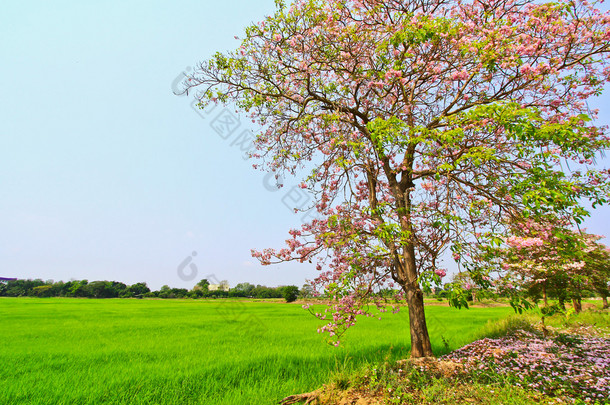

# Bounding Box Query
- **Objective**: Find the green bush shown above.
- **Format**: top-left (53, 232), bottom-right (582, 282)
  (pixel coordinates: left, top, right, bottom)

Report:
top-left (281, 286), bottom-right (299, 302)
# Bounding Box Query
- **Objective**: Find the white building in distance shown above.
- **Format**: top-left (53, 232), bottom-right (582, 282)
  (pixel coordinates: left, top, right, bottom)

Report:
top-left (208, 280), bottom-right (230, 292)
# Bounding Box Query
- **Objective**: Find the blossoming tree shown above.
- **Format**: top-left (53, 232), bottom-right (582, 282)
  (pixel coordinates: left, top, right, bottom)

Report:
top-left (498, 220), bottom-right (609, 312)
top-left (181, 0), bottom-right (610, 357)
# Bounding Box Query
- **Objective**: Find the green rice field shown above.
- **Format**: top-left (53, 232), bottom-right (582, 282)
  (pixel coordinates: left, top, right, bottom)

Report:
top-left (0, 298), bottom-right (513, 404)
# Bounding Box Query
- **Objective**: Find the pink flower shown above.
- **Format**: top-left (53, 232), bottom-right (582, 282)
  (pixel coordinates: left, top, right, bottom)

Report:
top-left (384, 69), bottom-right (402, 80)
top-left (421, 181), bottom-right (435, 191)
top-left (451, 70), bottom-right (469, 81)
top-left (435, 269), bottom-right (447, 278)
top-left (519, 63), bottom-right (533, 75)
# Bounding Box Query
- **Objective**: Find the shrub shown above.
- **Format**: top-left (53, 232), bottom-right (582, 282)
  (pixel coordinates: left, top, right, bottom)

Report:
top-left (281, 286), bottom-right (299, 303)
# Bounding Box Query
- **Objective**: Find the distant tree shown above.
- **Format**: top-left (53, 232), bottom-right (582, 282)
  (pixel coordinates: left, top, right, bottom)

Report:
top-left (5, 279), bottom-right (45, 296)
top-left (170, 288), bottom-right (189, 298)
top-left (86, 281), bottom-right (120, 298)
top-left (281, 286), bottom-right (300, 303)
top-left (48, 281), bottom-right (64, 297)
top-left (110, 281), bottom-right (128, 296)
top-left (129, 282), bottom-right (151, 297)
top-left (251, 285), bottom-right (270, 299)
top-left (55, 281), bottom-right (74, 297)
top-left (448, 272), bottom-right (481, 305)
top-left (157, 285), bottom-right (171, 298)
top-left (228, 289), bottom-right (245, 298)
top-left (189, 289), bottom-right (205, 298)
top-left (196, 279), bottom-right (210, 291)
top-left (4, 279), bottom-right (25, 296)
top-left (32, 285), bottom-right (53, 298)
top-left (68, 280), bottom-right (90, 298)
top-left (299, 283), bottom-right (315, 299)
top-left (233, 282), bottom-right (256, 296)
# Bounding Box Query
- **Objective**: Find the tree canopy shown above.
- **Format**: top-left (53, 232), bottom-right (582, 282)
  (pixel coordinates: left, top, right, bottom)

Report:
top-left (181, 0), bottom-right (610, 357)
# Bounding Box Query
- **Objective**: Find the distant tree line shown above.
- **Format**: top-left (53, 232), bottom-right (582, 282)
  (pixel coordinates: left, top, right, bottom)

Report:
top-left (0, 278), bottom-right (305, 302)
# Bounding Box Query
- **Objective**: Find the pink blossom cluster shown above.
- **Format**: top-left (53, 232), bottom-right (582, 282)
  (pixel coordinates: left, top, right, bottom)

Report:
top-left (434, 268), bottom-right (447, 278)
top-left (506, 236), bottom-right (545, 249)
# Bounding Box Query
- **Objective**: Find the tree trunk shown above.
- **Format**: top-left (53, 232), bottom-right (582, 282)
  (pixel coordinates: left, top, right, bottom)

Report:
top-left (404, 286), bottom-right (434, 358)
top-left (542, 283), bottom-right (548, 307)
top-left (602, 296), bottom-right (608, 309)
top-left (398, 242), bottom-right (434, 358)
top-left (572, 298), bottom-right (582, 313)
top-left (393, 185), bottom-right (433, 358)
top-left (396, 242), bottom-right (434, 358)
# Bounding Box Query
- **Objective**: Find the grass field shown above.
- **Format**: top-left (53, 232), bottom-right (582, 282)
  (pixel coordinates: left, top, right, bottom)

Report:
top-left (0, 298), bottom-right (513, 404)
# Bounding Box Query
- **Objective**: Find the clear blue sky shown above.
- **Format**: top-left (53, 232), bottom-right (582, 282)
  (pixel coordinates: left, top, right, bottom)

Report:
top-left (1, 1), bottom-right (609, 291)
